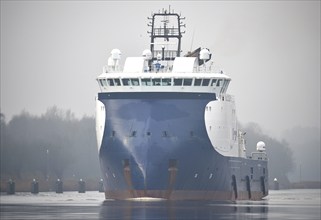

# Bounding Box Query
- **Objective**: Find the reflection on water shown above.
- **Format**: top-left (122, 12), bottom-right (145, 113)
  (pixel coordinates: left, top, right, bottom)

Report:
top-left (0, 189), bottom-right (320, 220)
top-left (99, 200), bottom-right (269, 220)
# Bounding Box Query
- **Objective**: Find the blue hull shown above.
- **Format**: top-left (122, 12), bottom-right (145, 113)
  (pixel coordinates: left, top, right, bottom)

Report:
top-left (98, 92), bottom-right (268, 200)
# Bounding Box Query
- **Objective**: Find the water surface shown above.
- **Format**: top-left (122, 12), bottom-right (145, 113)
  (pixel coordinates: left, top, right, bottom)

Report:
top-left (1, 189), bottom-right (320, 219)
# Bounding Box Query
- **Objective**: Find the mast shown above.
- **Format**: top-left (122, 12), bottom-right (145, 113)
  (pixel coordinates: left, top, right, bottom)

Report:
top-left (147, 7), bottom-right (185, 62)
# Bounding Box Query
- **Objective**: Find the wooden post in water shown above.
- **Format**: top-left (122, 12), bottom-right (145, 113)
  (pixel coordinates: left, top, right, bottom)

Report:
top-left (55, 179), bottom-right (63, 193)
top-left (6, 179), bottom-right (15, 195)
top-left (273, 178), bottom-right (279, 190)
top-left (78, 179), bottom-right (86, 193)
top-left (31, 179), bottom-right (39, 194)
top-left (98, 179), bottom-right (104, 192)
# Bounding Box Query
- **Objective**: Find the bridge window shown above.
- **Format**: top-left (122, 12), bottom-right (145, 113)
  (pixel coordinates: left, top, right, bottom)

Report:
top-left (152, 78), bottom-right (161, 86)
top-left (141, 78), bottom-right (152, 86)
top-left (216, 79), bottom-right (222, 86)
top-left (183, 78), bottom-right (193, 86)
top-left (121, 78), bottom-right (140, 86)
top-left (107, 79), bottom-right (114, 86)
top-left (194, 79), bottom-right (202, 86)
top-left (99, 79), bottom-right (104, 87)
top-left (122, 78), bottom-right (130, 86)
top-left (114, 78), bottom-right (121, 86)
top-left (131, 78), bottom-right (140, 86)
top-left (202, 79), bottom-right (210, 86)
top-left (174, 78), bottom-right (183, 86)
top-left (211, 79), bottom-right (217, 86)
top-left (162, 78), bottom-right (172, 86)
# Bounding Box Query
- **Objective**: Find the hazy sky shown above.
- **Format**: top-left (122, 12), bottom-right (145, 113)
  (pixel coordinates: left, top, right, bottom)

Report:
top-left (1, 0), bottom-right (320, 138)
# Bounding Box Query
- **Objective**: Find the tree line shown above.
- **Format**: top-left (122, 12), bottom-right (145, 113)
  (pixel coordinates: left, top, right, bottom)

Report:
top-left (240, 122), bottom-right (294, 188)
top-left (0, 107), bottom-right (100, 181)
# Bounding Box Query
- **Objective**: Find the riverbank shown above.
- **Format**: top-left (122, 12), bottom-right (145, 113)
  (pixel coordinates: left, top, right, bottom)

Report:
top-left (290, 181), bottom-right (321, 189)
top-left (1, 177), bottom-right (320, 193)
top-left (0, 177), bottom-right (102, 193)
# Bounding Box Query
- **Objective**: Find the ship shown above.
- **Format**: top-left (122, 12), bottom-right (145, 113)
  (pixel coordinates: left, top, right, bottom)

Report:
top-left (95, 7), bottom-right (268, 200)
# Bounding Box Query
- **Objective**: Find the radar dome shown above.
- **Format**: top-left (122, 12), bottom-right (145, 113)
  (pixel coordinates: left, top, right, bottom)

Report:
top-left (142, 49), bottom-right (152, 60)
top-left (199, 48), bottom-right (210, 60)
top-left (256, 141), bottom-right (266, 152)
top-left (111, 48), bottom-right (121, 60)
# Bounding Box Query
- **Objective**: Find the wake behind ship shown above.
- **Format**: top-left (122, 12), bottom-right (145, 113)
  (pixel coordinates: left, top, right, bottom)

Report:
top-left (95, 8), bottom-right (268, 200)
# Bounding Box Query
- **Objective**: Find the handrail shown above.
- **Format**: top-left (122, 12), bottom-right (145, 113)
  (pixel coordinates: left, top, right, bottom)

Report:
top-left (153, 28), bottom-right (180, 36)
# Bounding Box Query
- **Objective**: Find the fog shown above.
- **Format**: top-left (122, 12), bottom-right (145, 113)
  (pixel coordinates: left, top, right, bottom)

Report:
top-left (240, 122), bottom-right (320, 185)
top-left (0, 108), bottom-right (100, 181)
top-left (1, 1), bottom-right (319, 137)
top-left (283, 126), bottom-right (320, 182)
top-left (0, 1), bottom-right (320, 184)
top-left (1, 108), bottom-right (319, 187)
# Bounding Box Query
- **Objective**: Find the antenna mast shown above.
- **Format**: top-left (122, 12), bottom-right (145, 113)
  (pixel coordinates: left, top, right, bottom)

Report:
top-left (147, 7), bottom-right (185, 62)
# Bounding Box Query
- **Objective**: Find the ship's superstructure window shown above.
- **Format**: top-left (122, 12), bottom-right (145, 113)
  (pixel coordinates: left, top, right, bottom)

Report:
top-left (131, 78), bottom-right (140, 86)
top-left (152, 78), bottom-right (161, 86)
top-left (162, 78), bottom-right (172, 86)
top-left (202, 79), bottom-right (210, 86)
top-left (183, 78), bottom-right (193, 86)
top-left (221, 79), bottom-right (230, 94)
top-left (121, 78), bottom-right (139, 86)
top-left (122, 78), bottom-right (130, 86)
top-left (141, 78), bottom-right (152, 86)
top-left (174, 78), bottom-right (183, 86)
top-left (194, 79), bottom-right (202, 86)
top-left (114, 78), bottom-right (121, 86)
top-left (211, 79), bottom-right (217, 86)
top-left (107, 79), bottom-right (114, 86)
top-left (100, 77), bottom-right (230, 91)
